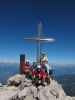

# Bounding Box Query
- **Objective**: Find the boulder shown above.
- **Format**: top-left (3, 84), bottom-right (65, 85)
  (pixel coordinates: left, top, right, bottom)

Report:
top-left (7, 74), bottom-right (25, 86)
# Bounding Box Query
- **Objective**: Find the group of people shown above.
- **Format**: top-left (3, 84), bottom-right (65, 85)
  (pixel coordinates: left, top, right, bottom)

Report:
top-left (32, 53), bottom-right (53, 77)
top-left (24, 53), bottom-right (53, 80)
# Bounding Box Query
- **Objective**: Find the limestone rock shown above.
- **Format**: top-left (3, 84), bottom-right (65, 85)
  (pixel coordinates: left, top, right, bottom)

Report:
top-left (0, 74), bottom-right (75, 100)
top-left (7, 74), bottom-right (25, 86)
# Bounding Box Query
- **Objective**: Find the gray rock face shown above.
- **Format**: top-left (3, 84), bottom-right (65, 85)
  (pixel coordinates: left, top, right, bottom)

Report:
top-left (0, 74), bottom-right (75, 100)
top-left (7, 74), bottom-right (24, 86)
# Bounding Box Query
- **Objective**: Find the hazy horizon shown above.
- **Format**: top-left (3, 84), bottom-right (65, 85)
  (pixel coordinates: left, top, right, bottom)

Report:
top-left (0, 61), bottom-right (75, 66)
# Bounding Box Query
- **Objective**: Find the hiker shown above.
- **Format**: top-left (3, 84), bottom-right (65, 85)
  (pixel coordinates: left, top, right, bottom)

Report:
top-left (40, 53), bottom-right (52, 75)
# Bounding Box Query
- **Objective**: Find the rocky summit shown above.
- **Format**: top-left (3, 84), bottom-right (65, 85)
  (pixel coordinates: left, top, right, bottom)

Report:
top-left (0, 74), bottom-right (75, 100)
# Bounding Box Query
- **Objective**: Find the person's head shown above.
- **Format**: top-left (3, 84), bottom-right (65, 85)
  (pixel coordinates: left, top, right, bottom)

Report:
top-left (40, 53), bottom-right (48, 64)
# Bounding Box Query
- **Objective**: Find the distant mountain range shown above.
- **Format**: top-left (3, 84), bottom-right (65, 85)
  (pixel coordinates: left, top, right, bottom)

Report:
top-left (0, 62), bottom-right (19, 65)
top-left (0, 63), bottom-right (75, 76)
top-left (53, 65), bottom-right (75, 76)
top-left (56, 74), bottom-right (75, 96)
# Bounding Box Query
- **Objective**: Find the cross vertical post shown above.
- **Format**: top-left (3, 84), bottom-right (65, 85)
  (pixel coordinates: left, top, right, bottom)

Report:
top-left (24, 21), bottom-right (55, 64)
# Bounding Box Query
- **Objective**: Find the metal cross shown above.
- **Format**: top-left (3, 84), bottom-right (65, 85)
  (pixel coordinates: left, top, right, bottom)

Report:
top-left (24, 21), bottom-right (55, 63)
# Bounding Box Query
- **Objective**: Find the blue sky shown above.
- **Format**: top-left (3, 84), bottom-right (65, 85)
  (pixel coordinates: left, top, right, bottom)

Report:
top-left (0, 0), bottom-right (75, 64)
